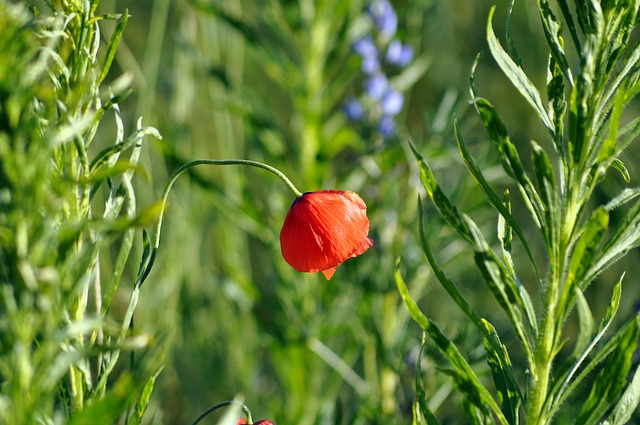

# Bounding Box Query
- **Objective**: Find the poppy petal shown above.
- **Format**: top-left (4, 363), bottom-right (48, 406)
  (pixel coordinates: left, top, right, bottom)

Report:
top-left (280, 190), bottom-right (373, 279)
top-left (321, 267), bottom-right (336, 280)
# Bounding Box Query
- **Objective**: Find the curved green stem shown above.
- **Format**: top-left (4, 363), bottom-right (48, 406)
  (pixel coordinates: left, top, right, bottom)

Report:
top-left (190, 400), bottom-right (252, 425)
top-left (153, 159), bottom-right (302, 252)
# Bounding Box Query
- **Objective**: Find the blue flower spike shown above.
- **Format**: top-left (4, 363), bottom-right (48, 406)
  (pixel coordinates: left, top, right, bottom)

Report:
top-left (343, 0), bottom-right (413, 140)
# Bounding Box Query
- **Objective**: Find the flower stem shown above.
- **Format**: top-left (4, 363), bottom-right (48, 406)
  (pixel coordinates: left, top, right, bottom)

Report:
top-left (153, 159), bottom-right (302, 252)
top-left (190, 400), bottom-right (251, 425)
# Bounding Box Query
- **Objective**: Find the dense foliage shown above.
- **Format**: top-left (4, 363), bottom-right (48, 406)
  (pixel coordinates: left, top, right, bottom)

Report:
top-left (3, 0), bottom-right (640, 424)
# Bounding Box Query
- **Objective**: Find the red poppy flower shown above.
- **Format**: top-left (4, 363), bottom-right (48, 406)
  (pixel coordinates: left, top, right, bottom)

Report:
top-left (237, 419), bottom-right (275, 425)
top-left (280, 190), bottom-right (373, 280)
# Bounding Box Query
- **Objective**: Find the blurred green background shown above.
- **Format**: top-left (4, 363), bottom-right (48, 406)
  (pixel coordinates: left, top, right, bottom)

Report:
top-left (86, 0), bottom-right (640, 423)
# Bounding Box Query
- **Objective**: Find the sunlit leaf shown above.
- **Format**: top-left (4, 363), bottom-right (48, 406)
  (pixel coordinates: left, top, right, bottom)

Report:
top-left (409, 142), bottom-right (472, 243)
top-left (129, 366), bottom-right (164, 425)
top-left (394, 260), bottom-right (507, 425)
top-left (486, 6), bottom-right (555, 134)
top-left (415, 334), bottom-right (442, 425)
top-left (603, 365), bottom-right (640, 425)
top-left (551, 278), bottom-right (626, 412)
top-left (455, 119), bottom-right (542, 290)
top-left (482, 319), bottom-right (521, 425)
top-left (576, 308), bottom-right (639, 425)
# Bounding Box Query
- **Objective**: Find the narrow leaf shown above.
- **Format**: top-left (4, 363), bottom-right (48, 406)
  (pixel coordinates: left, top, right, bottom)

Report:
top-left (455, 119), bottom-right (542, 291)
top-left (409, 142), bottom-right (472, 242)
top-left (586, 196), bottom-right (640, 285)
top-left (136, 229), bottom-right (155, 288)
top-left (611, 159), bottom-right (630, 183)
top-left (547, 54), bottom-right (566, 155)
top-left (474, 98), bottom-right (546, 231)
top-left (506, 0), bottom-right (522, 66)
top-left (605, 187), bottom-right (640, 211)
top-left (576, 311), bottom-right (639, 425)
top-left (531, 141), bottom-right (558, 250)
top-left (415, 334), bottom-right (442, 425)
top-left (465, 217), bottom-right (534, 362)
top-left (572, 288), bottom-right (595, 359)
top-left (560, 207), bottom-right (609, 319)
top-left (497, 190), bottom-right (513, 274)
top-left (487, 6), bottom-right (555, 134)
top-left (603, 365), bottom-right (640, 425)
top-left (538, 0), bottom-right (573, 86)
top-left (417, 201), bottom-right (487, 336)
top-left (129, 366), bottom-right (164, 425)
top-left (97, 11), bottom-right (128, 84)
top-left (552, 277), bottom-right (625, 411)
top-left (395, 260), bottom-right (507, 425)
top-left (482, 319), bottom-right (521, 425)
top-left (555, 0), bottom-right (582, 51)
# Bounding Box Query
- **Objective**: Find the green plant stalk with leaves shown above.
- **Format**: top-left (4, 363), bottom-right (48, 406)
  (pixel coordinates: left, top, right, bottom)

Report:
top-left (0, 1), bottom-right (163, 423)
top-left (401, 1), bottom-right (640, 424)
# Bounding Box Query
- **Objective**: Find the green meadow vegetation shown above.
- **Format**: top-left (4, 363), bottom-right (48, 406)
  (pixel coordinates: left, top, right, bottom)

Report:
top-left (3, 0), bottom-right (640, 424)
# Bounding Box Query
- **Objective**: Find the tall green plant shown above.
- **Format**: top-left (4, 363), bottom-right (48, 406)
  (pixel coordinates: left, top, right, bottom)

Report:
top-left (0, 1), bottom-right (162, 423)
top-left (401, 1), bottom-right (640, 424)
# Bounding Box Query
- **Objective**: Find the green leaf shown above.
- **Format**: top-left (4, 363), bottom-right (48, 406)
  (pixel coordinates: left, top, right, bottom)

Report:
top-left (68, 374), bottom-right (136, 425)
top-left (136, 229), bottom-right (156, 288)
top-left (97, 10), bottom-right (128, 85)
top-left (85, 159), bottom-right (140, 185)
top-left (415, 334), bottom-right (442, 425)
top-left (611, 158), bottom-right (630, 183)
top-left (568, 37), bottom-right (596, 167)
top-left (603, 365), bottom-right (640, 425)
top-left (394, 260), bottom-right (508, 425)
top-left (497, 190), bottom-right (513, 274)
top-left (572, 288), bottom-right (595, 359)
top-left (129, 366), bottom-right (164, 425)
top-left (482, 319), bottom-right (521, 425)
top-left (464, 217), bottom-right (534, 362)
top-left (531, 141), bottom-right (558, 250)
top-left (455, 119), bottom-right (542, 290)
top-left (596, 81), bottom-right (625, 165)
top-left (559, 207), bottom-right (609, 320)
top-left (586, 197), bottom-right (640, 285)
top-left (605, 187), bottom-right (640, 211)
top-left (576, 309), bottom-right (639, 425)
top-left (487, 6), bottom-right (555, 134)
top-left (547, 54), bottom-right (566, 155)
top-left (600, 1), bottom-right (639, 74)
top-left (555, 0), bottom-right (582, 51)
top-left (462, 396), bottom-right (490, 425)
top-left (575, 0), bottom-right (603, 36)
top-left (418, 200), bottom-right (532, 358)
top-left (473, 98), bottom-right (545, 231)
top-left (417, 202), bottom-right (486, 336)
top-left (538, 0), bottom-right (573, 86)
top-left (551, 277), bottom-right (625, 412)
top-left (90, 125), bottom-right (161, 174)
top-left (505, 0), bottom-right (522, 66)
top-left (409, 142), bottom-right (472, 243)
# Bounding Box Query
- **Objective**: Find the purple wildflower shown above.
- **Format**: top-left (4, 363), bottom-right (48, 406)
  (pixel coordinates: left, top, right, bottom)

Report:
top-left (378, 115), bottom-right (396, 139)
top-left (353, 36), bottom-right (377, 57)
top-left (343, 0), bottom-right (413, 140)
top-left (366, 0), bottom-right (397, 39)
top-left (381, 90), bottom-right (404, 116)
top-left (353, 36), bottom-right (380, 73)
top-left (343, 98), bottom-right (365, 121)
top-left (364, 74), bottom-right (389, 99)
top-left (386, 39), bottom-right (414, 66)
